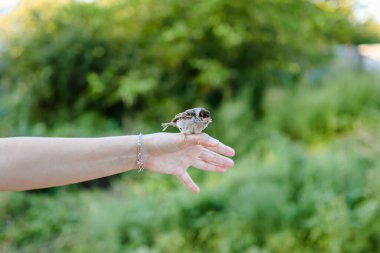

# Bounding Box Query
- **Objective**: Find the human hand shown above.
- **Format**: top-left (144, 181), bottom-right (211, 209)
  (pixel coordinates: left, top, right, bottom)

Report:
top-left (142, 133), bottom-right (235, 193)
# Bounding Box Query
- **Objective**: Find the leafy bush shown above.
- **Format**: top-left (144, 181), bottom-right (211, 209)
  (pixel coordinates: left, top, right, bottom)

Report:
top-left (2, 68), bottom-right (380, 252)
top-left (1, 1), bottom-right (380, 252)
top-left (2, 129), bottom-right (380, 253)
top-left (0, 0), bottom-right (358, 136)
top-left (264, 67), bottom-right (380, 142)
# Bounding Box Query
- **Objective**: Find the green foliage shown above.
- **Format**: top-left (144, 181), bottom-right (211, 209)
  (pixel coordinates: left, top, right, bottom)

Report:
top-left (1, 0), bottom-right (380, 252)
top-left (2, 130), bottom-right (380, 252)
top-left (0, 0), bottom-right (360, 135)
top-left (2, 67), bottom-right (380, 252)
top-left (265, 67), bottom-right (380, 142)
top-left (351, 19), bottom-right (380, 44)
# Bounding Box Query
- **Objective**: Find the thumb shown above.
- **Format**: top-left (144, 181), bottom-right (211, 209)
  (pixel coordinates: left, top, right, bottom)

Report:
top-left (176, 172), bottom-right (200, 193)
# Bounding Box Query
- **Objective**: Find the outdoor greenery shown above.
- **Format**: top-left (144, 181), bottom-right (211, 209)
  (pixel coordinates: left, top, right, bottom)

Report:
top-left (1, 0), bottom-right (380, 252)
top-left (0, 0), bottom-right (369, 131)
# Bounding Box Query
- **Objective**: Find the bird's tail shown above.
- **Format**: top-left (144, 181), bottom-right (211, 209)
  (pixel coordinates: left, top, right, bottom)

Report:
top-left (161, 122), bottom-right (173, 131)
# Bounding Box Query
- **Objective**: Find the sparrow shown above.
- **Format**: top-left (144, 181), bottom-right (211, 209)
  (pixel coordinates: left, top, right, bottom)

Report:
top-left (161, 108), bottom-right (212, 134)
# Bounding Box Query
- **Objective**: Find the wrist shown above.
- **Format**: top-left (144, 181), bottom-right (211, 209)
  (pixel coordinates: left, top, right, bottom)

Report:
top-left (135, 134), bottom-right (154, 171)
top-left (110, 135), bottom-right (139, 172)
top-left (134, 133), bottom-right (152, 172)
top-left (136, 133), bottom-right (144, 172)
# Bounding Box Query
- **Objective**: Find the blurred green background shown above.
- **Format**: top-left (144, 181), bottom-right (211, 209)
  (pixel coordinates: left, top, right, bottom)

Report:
top-left (1, 0), bottom-right (380, 252)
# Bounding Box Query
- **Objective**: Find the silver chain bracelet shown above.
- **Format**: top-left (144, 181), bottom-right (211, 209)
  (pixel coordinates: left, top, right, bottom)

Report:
top-left (136, 133), bottom-right (144, 172)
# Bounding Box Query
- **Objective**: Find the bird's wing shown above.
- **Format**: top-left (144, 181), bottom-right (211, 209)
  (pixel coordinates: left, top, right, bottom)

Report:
top-left (172, 109), bottom-right (195, 123)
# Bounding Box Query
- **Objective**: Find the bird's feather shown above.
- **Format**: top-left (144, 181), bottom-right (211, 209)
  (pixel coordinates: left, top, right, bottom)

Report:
top-left (162, 122), bottom-right (175, 131)
top-left (172, 109), bottom-right (195, 123)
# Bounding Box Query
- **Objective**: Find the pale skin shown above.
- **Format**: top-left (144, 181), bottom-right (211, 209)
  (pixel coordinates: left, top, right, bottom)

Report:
top-left (0, 133), bottom-right (235, 193)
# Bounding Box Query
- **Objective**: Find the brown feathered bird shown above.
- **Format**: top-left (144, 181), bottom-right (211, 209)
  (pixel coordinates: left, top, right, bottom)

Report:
top-left (161, 108), bottom-right (212, 134)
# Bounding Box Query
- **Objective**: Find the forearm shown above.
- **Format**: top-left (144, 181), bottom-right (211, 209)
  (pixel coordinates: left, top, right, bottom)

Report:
top-left (0, 136), bottom-right (138, 191)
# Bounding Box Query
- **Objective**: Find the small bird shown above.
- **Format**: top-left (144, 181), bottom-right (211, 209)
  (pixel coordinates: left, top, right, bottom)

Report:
top-left (161, 108), bottom-right (212, 134)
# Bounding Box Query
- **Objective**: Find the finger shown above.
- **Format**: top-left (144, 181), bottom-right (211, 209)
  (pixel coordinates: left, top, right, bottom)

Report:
top-left (199, 149), bottom-right (234, 168)
top-left (186, 133), bottom-right (220, 147)
top-left (206, 142), bottom-right (235, 157)
top-left (193, 159), bottom-right (229, 173)
top-left (176, 172), bottom-right (200, 193)
top-left (181, 133), bottom-right (235, 156)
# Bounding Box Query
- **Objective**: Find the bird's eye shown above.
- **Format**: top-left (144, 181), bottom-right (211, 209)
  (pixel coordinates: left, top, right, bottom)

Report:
top-left (199, 110), bottom-right (210, 118)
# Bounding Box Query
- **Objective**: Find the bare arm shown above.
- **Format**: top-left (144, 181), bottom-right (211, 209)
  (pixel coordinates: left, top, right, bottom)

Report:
top-left (0, 136), bottom-right (138, 190)
top-left (0, 133), bottom-right (235, 192)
